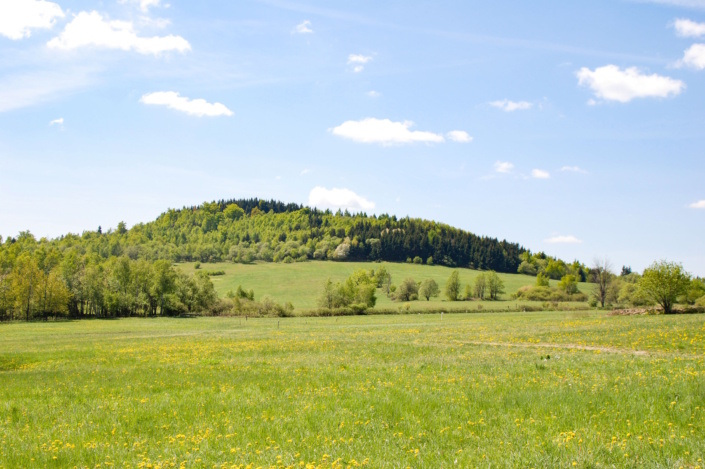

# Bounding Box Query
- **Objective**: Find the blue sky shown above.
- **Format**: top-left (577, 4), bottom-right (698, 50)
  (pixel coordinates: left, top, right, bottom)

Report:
top-left (1, 0), bottom-right (704, 275)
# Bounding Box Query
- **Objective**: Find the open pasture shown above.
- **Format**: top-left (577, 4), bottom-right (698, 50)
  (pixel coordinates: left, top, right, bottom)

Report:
top-left (177, 261), bottom-right (592, 312)
top-left (1, 311), bottom-right (703, 468)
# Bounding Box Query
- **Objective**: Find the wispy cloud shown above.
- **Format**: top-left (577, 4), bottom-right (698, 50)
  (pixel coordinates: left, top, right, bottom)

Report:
top-left (561, 166), bottom-right (589, 174)
top-left (0, 68), bottom-right (96, 113)
top-left (690, 199), bottom-right (705, 209)
top-left (494, 161), bottom-right (514, 173)
top-left (633, 0), bottom-right (705, 9)
top-left (309, 186), bottom-right (375, 211)
top-left (49, 117), bottom-right (64, 126)
top-left (532, 169), bottom-right (551, 179)
top-left (366, 90), bottom-right (381, 98)
top-left (293, 20), bottom-right (313, 34)
top-left (330, 118), bottom-right (445, 145)
top-left (300, 168), bottom-right (311, 175)
top-left (489, 99), bottom-right (533, 112)
top-left (0, 0), bottom-right (64, 40)
top-left (119, 0), bottom-right (164, 13)
top-left (545, 235), bottom-right (583, 244)
top-left (140, 91), bottom-right (233, 117)
top-left (48, 11), bottom-right (190, 55)
top-left (577, 65), bottom-right (685, 103)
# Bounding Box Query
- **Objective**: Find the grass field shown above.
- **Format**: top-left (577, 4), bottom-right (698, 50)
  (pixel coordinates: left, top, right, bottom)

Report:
top-left (177, 261), bottom-right (592, 312)
top-left (1, 312), bottom-right (703, 468)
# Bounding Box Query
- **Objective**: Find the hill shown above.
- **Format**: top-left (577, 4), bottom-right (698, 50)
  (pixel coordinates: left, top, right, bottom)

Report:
top-left (0, 198), bottom-right (588, 320)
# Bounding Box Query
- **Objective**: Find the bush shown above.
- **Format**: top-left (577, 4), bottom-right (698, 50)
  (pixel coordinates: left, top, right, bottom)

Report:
top-left (516, 285), bottom-right (587, 302)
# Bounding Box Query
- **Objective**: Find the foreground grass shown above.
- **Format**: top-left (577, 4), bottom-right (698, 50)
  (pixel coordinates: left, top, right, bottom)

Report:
top-left (1, 312), bottom-right (703, 468)
top-left (177, 261), bottom-right (591, 311)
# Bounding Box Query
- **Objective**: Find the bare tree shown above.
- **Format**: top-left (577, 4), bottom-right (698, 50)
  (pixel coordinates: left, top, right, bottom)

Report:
top-left (591, 258), bottom-right (613, 308)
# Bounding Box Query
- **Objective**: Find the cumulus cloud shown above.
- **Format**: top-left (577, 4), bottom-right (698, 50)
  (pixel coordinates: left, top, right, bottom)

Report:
top-left (545, 235), bottom-right (583, 244)
top-left (293, 20), bottom-right (313, 34)
top-left (494, 161), bottom-right (514, 173)
top-left (561, 166), bottom-right (589, 174)
top-left (308, 187), bottom-right (375, 211)
top-left (677, 43), bottom-right (705, 69)
top-left (330, 118), bottom-right (445, 145)
top-left (446, 130), bottom-right (473, 143)
top-left (673, 18), bottom-right (705, 37)
top-left (49, 117), bottom-right (64, 126)
top-left (140, 91), bottom-right (233, 117)
top-left (348, 54), bottom-right (372, 73)
top-left (532, 169), bottom-right (551, 179)
top-left (690, 200), bottom-right (705, 209)
top-left (47, 11), bottom-right (190, 55)
top-left (0, 0), bottom-right (64, 40)
top-left (576, 65), bottom-right (685, 103)
top-left (489, 100), bottom-right (533, 112)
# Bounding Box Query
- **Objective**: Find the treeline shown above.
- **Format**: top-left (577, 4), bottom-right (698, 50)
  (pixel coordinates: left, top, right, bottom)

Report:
top-left (1, 198), bottom-right (530, 274)
top-left (0, 232), bottom-right (221, 320)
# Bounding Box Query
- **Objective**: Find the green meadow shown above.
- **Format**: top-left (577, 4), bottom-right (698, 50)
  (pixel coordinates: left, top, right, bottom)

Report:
top-left (177, 261), bottom-right (592, 312)
top-left (1, 311), bottom-right (703, 468)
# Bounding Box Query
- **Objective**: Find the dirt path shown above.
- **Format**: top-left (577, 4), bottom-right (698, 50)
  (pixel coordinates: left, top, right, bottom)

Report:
top-left (461, 340), bottom-right (651, 356)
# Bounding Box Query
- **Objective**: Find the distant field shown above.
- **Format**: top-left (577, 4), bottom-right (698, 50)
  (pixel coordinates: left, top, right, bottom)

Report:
top-left (177, 261), bottom-right (593, 311)
top-left (0, 312), bottom-right (703, 467)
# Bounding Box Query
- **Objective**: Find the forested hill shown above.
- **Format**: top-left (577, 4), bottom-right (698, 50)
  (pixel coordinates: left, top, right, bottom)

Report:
top-left (9, 198), bottom-right (526, 273)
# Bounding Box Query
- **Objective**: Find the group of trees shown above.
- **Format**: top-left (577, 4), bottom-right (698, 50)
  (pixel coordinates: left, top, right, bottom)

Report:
top-left (517, 251), bottom-right (588, 281)
top-left (388, 270), bottom-right (505, 303)
top-left (0, 232), bottom-right (220, 321)
top-left (588, 259), bottom-right (703, 314)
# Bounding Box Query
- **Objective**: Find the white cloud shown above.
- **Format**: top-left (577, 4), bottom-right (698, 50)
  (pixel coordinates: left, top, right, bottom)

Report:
top-left (545, 235), bottom-right (583, 244)
top-left (49, 117), bottom-right (64, 126)
top-left (308, 187), bottom-right (375, 211)
top-left (576, 65), bottom-right (685, 103)
top-left (140, 91), bottom-right (233, 117)
top-left (532, 169), bottom-right (551, 179)
top-left (494, 161), bottom-right (514, 173)
top-left (561, 166), bottom-right (589, 174)
top-left (690, 200), bottom-right (705, 209)
top-left (673, 18), bottom-right (705, 37)
top-left (330, 118), bottom-right (445, 145)
top-left (367, 90), bottom-right (381, 98)
top-left (293, 20), bottom-right (313, 34)
top-left (300, 169), bottom-right (311, 175)
top-left (446, 130), bottom-right (473, 143)
top-left (348, 54), bottom-right (372, 72)
top-left (119, 0), bottom-right (163, 13)
top-left (0, 0), bottom-right (64, 40)
top-left (677, 43), bottom-right (705, 69)
top-left (47, 11), bottom-right (190, 55)
top-left (489, 99), bottom-right (533, 112)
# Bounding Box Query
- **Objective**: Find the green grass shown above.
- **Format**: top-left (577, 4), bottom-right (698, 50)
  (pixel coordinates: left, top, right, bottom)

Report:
top-left (1, 312), bottom-right (703, 468)
top-left (179, 261), bottom-right (592, 312)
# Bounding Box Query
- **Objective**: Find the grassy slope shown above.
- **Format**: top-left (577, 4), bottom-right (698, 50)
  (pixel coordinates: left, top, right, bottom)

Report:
top-left (0, 313), bottom-right (703, 467)
top-left (178, 261), bottom-right (593, 311)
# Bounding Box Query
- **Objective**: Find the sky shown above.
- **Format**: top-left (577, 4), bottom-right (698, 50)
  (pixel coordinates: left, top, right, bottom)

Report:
top-left (0, 0), bottom-right (704, 276)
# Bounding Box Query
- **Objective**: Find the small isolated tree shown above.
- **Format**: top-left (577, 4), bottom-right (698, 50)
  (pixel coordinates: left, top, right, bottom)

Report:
top-left (419, 279), bottom-right (440, 301)
top-left (487, 271), bottom-right (505, 300)
top-left (396, 277), bottom-right (419, 302)
top-left (591, 258), bottom-right (614, 308)
top-left (474, 273), bottom-right (487, 300)
top-left (445, 270), bottom-right (461, 301)
top-left (639, 260), bottom-right (691, 314)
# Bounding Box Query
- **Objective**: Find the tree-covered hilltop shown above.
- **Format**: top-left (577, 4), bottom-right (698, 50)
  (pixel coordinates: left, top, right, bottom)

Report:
top-left (72, 198), bottom-right (526, 272)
